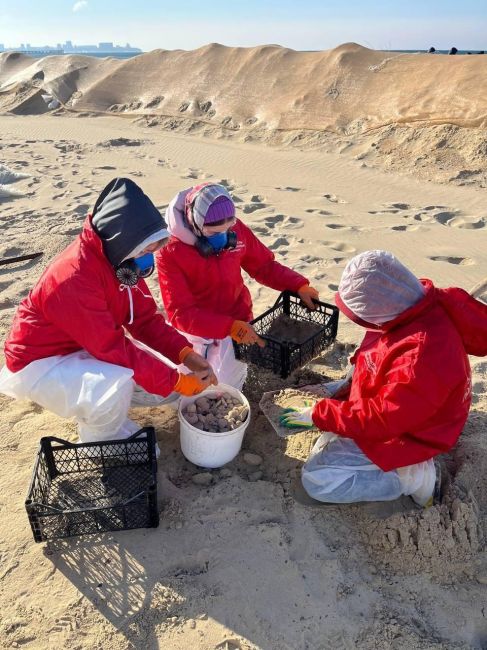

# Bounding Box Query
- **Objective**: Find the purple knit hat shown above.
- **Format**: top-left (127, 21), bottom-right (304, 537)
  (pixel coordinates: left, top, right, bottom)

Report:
top-left (205, 195), bottom-right (235, 225)
top-left (185, 183), bottom-right (235, 232)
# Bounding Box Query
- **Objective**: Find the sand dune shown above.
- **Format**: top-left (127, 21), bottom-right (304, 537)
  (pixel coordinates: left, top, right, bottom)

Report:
top-left (1, 44), bottom-right (486, 187)
top-left (1, 44), bottom-right (486, 131)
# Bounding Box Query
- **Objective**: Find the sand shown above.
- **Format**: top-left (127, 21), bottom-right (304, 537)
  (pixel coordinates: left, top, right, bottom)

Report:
top-left (0, 44), bottom-right (487, 649)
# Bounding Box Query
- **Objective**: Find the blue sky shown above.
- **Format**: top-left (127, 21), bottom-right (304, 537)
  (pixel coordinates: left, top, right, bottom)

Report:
top-left (0, 0), bottom-right (485, 51)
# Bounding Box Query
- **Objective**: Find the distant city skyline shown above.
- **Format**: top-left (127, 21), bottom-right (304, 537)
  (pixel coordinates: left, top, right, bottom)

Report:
top-left (0, 0), bottom-right (485, 52)
top-left (0, 41), bottom-right (142, 54)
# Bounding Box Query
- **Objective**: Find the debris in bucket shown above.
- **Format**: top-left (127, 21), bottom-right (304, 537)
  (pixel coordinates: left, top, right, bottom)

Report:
top-left (183, 393), bottom-right (249, 432)
top-left (266, 314), bottom-right (323, 345)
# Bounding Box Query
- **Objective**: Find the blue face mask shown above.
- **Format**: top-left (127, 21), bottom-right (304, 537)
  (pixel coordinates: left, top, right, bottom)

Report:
top-left (206, 232), bottom-right (228, 252)
top-left (134, 252), bottom-right (154, 277)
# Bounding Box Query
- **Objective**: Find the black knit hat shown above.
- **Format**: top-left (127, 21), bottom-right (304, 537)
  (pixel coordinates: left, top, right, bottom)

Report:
top-left (92, 177), bottom-right (166, 266)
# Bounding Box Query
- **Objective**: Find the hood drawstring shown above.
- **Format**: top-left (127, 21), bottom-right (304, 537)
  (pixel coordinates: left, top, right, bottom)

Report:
top-left (119, 284), bottom-right (152, 325)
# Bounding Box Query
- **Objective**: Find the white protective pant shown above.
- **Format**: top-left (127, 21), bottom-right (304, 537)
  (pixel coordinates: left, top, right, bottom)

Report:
top-left (181, 333), bottom-right (247, 391)
top-left (0, 351), bottom-right (141, 443)
top-left (302, 433), bottom-right (435, 505)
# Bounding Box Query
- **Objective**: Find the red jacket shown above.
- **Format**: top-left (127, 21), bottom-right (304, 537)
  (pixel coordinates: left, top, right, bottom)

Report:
top-left (156, 218), bottom-right (308, 339)
top-left (313, 280), bottom-right (487, 471)
top-left (4, 217), bottom-right (189, 397)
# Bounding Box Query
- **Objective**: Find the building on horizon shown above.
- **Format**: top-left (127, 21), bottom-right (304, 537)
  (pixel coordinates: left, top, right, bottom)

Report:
top-left (0, 41), bottom-right (142, 55)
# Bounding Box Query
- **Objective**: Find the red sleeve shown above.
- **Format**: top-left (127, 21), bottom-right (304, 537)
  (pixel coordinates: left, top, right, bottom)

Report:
top-left (156, 250), bottom-right (234, 339)
top-left (312, 336), bottom-right (458, 443)
top-left (437, 287), bottom-right (487, 357)
top-left (43, 277), bottom-right (179, 397)
top-left (125, 279), bottom-right (190, 365)
top-left (239, 222), bottom-right (308, 292)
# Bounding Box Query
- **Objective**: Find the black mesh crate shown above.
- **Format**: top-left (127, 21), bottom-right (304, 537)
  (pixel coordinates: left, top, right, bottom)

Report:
top-left (25, 427), bottom-right (159, 542)
top-left (234, 291), bottom-right (339, 378)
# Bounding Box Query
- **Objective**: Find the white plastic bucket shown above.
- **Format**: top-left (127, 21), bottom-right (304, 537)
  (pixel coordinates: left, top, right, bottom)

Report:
top-left (178, 383), bottom-right (250, 468)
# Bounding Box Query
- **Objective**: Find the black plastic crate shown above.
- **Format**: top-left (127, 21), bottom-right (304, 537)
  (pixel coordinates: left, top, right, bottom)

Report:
top-left (25, 427), bottom-right (159, 542)
top-left (234, 291), bottom-right (339, 378)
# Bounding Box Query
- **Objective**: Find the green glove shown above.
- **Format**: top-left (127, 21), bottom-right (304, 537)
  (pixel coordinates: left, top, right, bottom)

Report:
top-left (279, 405), bottom-right (314, 429)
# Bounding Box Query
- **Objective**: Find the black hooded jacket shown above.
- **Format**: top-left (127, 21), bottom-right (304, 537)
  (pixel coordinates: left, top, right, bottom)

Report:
top-left (91, 177), bottom-right (165, 266)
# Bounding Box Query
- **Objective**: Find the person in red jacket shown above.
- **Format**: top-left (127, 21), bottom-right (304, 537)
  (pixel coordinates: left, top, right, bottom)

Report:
top-left (156, 182), bottom-right (319, 389)
top-left (0, 178), bottom-right (216, 444)
top-left (281, 250), bottom-right (487, 506)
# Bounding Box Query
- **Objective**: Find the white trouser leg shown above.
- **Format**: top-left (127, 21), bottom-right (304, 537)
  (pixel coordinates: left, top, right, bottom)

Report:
top-left (0, 351), bottom-right (137, 442)
top-left (301, 434), bottom-right (404, 504)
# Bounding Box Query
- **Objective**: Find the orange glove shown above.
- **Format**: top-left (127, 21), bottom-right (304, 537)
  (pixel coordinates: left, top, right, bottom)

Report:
top-left (173, 373), bottom-right (207, 396)
top-left (230, 320), bottom-right (265, 347)
top-left (178, 346), bottom-right (194, 363)
top-left (297, 284), bottom-right (320, 310)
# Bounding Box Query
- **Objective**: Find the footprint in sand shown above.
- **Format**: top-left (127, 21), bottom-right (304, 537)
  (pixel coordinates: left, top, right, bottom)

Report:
top-left (257, 214), bottom-right (303, 230)
top-left (259, 214), bottom-right (284, 226)
top-left (391, 224), bottom-right (422, 232)
top-left (369, 202), bottom-right (412, 215)
top-left (389, 202), bottom-right (411, 210)
top-left (305, 208), bottom-right (333, 216)
top-left (299, 254), bottom-right (322, 264)
top-left (68, 204), bottom-right (90, 217)
top-left (434, 211), bottom-right (485, 229)
top-left (322, 241), bottom-right (356, 254)
top-left (181, 167), bottom-right (212, 181)
top-left (268, 237), bottom-right (289, 250)
top-left (275, 186), bottom-right (301, 192)
top-left (429, 255), bottom-right (474, 266)
top-left (298, 254), bottom-right (346, 267)
top-left (312, 271), bottom-right (328, 280)
top-left (219, 178), bottom-right (247, 193)
top-left (242, 201), bottom-right (268, 214)
top-left (73, 191), bottom-right (92, 200)
top-left (181, 167), bottom-right (200, 179)
top-left (323, 193), bottom-right (347, 204)
top-left (283, 216), bottom-right (304, 229)
top-left (157, 159), bottom-right (178, 170)
top-left (251, 225), bottom-right (270, 236)
top-left (325, 223), bottom-right (353, 231)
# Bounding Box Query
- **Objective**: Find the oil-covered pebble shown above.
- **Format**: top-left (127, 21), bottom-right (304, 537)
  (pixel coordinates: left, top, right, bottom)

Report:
top-left (243, 452), bottom-right (263, 467)
top-left (191, 472), bottom-right (213, 486)
top-left (183, 392), bottom-right (249, 433)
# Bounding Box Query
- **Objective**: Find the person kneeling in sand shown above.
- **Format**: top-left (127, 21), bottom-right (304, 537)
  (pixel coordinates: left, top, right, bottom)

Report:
top-left (0, 178), bottom-right (216, 445)
top-left (156, 182), bottom-right (319, 390)
top-left (280, 250), bottom-right (487, 507)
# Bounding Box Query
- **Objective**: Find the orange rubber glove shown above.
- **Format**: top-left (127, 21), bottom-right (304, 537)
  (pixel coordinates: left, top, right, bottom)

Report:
top-left (173, 373), bottom-right (207, 396)
top-left (230, 320), bottom-right (265, 347)
top-left (297, 284), bottom-right (320, 310)
top-left (178, 346), bottom-right (194, 363)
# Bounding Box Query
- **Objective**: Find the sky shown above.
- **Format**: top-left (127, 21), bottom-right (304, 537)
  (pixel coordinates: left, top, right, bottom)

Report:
top-left (0, 0), bottom-right (486, 51)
